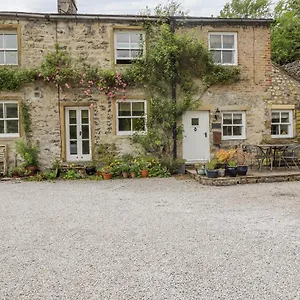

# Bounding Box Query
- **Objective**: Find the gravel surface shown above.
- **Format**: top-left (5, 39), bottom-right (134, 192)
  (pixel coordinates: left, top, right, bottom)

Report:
top-left (1, 178), bottom-right (300, 299)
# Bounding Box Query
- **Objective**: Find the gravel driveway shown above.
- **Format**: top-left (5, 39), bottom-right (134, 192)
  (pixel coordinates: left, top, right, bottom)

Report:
top-left (1, 178), bottom-right (300, 299)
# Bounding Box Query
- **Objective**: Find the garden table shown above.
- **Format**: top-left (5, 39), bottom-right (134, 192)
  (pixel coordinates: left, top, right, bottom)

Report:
top-left (256, 144), bottom-right (293, 171)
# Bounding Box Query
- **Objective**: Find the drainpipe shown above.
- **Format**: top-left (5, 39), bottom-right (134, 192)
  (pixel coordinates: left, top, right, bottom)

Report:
top-left (170, 16), bottom-right (177, 159)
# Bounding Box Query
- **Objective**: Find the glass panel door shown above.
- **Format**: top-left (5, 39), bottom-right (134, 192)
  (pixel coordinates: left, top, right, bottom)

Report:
top-left (65, 107), bottom-right (91, 161)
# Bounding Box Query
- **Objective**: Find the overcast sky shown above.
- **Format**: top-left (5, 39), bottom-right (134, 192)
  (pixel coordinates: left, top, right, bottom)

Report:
top-left (0, 0), bottom-right (226, 17)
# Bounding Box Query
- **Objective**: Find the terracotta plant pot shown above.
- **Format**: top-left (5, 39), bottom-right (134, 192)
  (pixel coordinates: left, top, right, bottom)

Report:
top-left (140, 169), bottom-right (149, 178)
top-left (130, 172), bottom-right (136, 178)
top-left (122, 172), bottom-right (129, 178)
top-left (96, 170), bottom-right (102, 176)
top-left (25, 165), bottom-right (39, 175)
top-left (103, 173), bottom-right (112, 180)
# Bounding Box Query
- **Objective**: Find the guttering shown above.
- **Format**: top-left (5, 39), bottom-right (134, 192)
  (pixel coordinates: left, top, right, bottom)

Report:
top-left (0, 11), bottom-right (273, 25)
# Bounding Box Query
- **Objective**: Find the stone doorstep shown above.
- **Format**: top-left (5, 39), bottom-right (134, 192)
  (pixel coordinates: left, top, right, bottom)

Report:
top-left (187, 169), bottom-right (300, 186)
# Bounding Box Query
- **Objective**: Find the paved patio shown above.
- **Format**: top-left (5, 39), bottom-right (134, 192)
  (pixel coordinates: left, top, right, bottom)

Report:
top-left (1, 178), bottom-right (300, 299)
top-left (188, 168), bottom-right (300, 186)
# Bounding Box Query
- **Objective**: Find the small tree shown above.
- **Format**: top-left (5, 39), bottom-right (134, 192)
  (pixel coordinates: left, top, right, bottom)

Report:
top-left (219, 0), bottom-right (272, 18)
top-left (271, 0), bottom-right (300, 65)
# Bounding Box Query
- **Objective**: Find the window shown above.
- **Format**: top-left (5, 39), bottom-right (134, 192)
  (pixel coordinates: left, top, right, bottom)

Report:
top-left (114, 31), bottom-right (145, 64)
top-left (0, 31), bottom-right (18, 65)
top-left (0, 101), bottom-right (19, 137)
top-left (271, 110), bottom-right (293, 138)
top-left (208, 33), bottom-right (237, 65)
top-left (116, 100), bottom-right (146, 135)
top-left (222, 111), bottom-right (246, 140)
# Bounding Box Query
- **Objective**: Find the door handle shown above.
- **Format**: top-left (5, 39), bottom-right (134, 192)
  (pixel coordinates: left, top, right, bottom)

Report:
top-left (204, 132), bottom-right (207, 137)
top-left (79, 131), bottom-right (82, 136)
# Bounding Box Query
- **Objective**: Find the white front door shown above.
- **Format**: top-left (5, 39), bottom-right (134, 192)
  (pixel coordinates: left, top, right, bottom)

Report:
top-left (183, 111), bottom-right (210, 163)
top-left (65, 107), bottom-right (92, 162)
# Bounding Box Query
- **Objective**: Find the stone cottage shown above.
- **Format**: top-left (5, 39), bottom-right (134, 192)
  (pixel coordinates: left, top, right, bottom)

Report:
top-left (0, 0), bottom-right (299, 169)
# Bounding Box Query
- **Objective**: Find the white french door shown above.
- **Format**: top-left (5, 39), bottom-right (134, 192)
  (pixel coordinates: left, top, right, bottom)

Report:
top-left (65, 107), bottom-right (92, 161)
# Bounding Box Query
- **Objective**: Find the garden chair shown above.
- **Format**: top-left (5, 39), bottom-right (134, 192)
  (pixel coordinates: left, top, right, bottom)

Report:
top-left (0, 144), bottom-right (8, 176)
top-left (278, 145), bottom-right (300, 169)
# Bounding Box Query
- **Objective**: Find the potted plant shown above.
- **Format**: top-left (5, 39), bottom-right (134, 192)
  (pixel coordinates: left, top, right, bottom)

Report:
top-left (51, 158), bottom-right (62, 178)
top-left (100, 165), bottom-right (113, 180)
top-left (15, 139), bottom-right (40, 175)
top-left (130, 163), bottom-right (139, 178)
top-left (227, 160), bottom-right (238, 177)
top-left (120, 162), bottom-right (130, 178)
top-left (197, 163), bottom-right (206, 176)
top-left (138, 159), bottom-right (150, 178)
top-left (233, 146), bottom-right (252, 176)
top-left (206, 160), bottom-right (218, 178)
top-left (215, 149), bottom-right (236, 169)
top-left (9, 166), bottom-right (25, 178)
top-left (85, 162), bottom-right (96, 176)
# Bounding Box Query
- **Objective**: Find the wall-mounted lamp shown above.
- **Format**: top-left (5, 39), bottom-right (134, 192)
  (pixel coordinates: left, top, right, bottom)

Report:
top-left (214, 108), bottom-right (221, 121)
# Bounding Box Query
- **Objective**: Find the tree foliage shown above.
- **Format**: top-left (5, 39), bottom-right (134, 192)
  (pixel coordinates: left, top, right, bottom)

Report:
top-left (131, 5), bottom-right (240, 158)
top-left (219, 0), bottom-right (272, 18)
top-left (271, 0), bottom-right (300, 65)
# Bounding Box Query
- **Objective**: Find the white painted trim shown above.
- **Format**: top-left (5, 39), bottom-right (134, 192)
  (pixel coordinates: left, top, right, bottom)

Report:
top-left (65, 107), bottom-right (92, 162)
top-left (114, 30), bottom-right (145, 64)
top-left (116, 99), bottom-right (147, 135)
top-left (271, 110), bottom-right (294, 138)
top-left (208, 32), bottom-right (238, 66)
top-left (0, 101), bottom-right (19, 137)
top-left (222, 111), bottom-right (246, 140)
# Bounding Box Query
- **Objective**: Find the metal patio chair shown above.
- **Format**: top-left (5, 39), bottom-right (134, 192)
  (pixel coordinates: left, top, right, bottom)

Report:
top-left (279, 144), bottom-right (300, 169)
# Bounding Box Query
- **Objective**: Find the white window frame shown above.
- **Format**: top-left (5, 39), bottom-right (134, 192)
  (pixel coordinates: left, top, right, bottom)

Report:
top-left (0, 31), bottom-right (18, 66)
top-left (208, 32), bottom-right (238, 66)
top-left (116, 99), bottom-right (147, 135)
top-left (271, 110), bottom-right (294, 138)
top-left (222, 111), bottom-right (246, 140)
top-left (114, 30), bottom-right (145, 65)
top-left (0, 101), bottom-right (19, 138)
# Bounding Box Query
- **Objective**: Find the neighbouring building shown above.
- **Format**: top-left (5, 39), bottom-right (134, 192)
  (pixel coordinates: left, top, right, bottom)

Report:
top-left (0, 0), bottom-right (300, 169)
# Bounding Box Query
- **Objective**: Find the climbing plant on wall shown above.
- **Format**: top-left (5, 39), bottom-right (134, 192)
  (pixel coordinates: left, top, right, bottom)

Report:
top-left (130, 3), bottom-right (240, 159)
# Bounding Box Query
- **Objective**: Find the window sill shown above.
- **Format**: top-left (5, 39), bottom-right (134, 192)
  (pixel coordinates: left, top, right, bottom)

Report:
top-left (271, 135), bottom-right (293, 139)
top-left (222, 137), bottom-right (246, 141)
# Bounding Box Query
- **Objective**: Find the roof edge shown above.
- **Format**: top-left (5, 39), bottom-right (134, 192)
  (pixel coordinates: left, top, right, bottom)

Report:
top-left (0, 11), bottom-right (274, 25)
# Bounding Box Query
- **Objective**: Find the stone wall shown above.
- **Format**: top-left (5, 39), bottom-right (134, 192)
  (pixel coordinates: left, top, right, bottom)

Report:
top-left (0, 15), bottom-right (275, 167)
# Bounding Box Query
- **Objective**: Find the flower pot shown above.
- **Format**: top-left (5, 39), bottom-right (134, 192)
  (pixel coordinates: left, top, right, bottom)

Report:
top-left (96, 170), bottom-right (102, 177)
top-left (122, 172), bottom-right (129, 178)
top-left (140, 169), bottom-right (149, 178)
top-left (237, 165), bottom-right (248, 176)
top-left (103, 173), bottom-right (112, 180)
top-left (227, 166), bottom-right (238, 177)
top-left (130, 172), bottom-right (136, 178)
top-left (218, 169), bottom-right (226, 177)
top-left (85, 166), bottom-right (96, 175)
top-left (25, 165), bottom-right (39, 175)
top-left (206, 170), bottom-right (218, 178)
top-left (198, 167), bottom-right (206, 176)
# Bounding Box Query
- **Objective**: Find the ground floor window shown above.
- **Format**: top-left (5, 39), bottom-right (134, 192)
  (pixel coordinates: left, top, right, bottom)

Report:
top-left (116, 100), bottom-right (147, 135)
top-left (0, 101), bottom-right (19, 137)
top-left (271, 110), bottom-right (293, 138)
top-left (222, 111), bottom-right (246, 140)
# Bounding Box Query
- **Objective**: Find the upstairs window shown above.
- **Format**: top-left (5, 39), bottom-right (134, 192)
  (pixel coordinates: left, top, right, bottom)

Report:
top-left (116, 100), bottom-right (147, 135)
top-left (222, 111), bottom-right (246, 140)
top-left (0, 31), bottom-right (18, 65)
top-left (209, 33), bottom-right (237, 65)
top-left (114, 31), bottom-right (145, 64)
top-left (271, 110), bottom-right (293, 138)
top-left (0, 101), bottom-right (19, 137)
